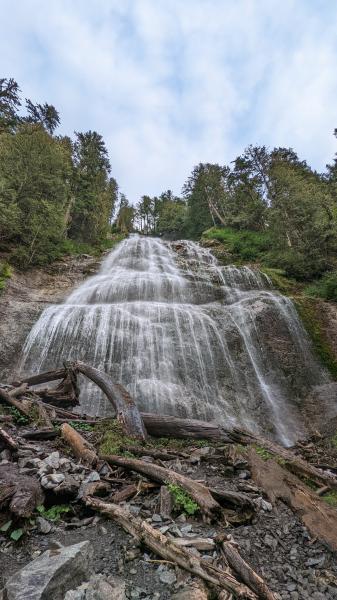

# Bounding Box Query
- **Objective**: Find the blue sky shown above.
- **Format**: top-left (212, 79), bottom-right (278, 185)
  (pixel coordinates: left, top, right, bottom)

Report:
top-left (1, 0), bottom-right (337, 201)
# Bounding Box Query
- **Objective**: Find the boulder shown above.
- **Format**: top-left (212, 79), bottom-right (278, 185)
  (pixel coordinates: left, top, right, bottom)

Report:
top-left (1, 541), bottom-right (93, 600)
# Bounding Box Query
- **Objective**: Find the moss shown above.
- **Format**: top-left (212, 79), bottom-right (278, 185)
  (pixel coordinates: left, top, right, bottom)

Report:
top-left (95, 419), bottom-right (210, 455)
top-left (294, 297), bottom-right (337, 379)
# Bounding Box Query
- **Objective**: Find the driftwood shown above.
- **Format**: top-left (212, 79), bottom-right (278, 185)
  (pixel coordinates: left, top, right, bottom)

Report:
top-left (249, 449), bottom-right (337, 551)
top-left (100, 454), bottom-right (221, 520)
top-left (110, 484), bottom-right (138, 503)
top-left (15, 368), bottom-right (67, 386)
top-left (220, 538), bottom-right (276, 600)
top-left (141, 413), bottom-right (228, 441)
top-left (0, 387), bottom-right (31, 418)
top-left (121, 444), bottom-right (188, 461)
top-left (74, 361), bottom-right (148, 440)
top-left (0, 462), bottom-right (44, 517)
top-left (60, 422), bottom-right (98, 466)
top-left (0, 426), bottom-right (18, 451)
top-left (21, 428), bottom-right (58, 440)
top-left (229, 428), bottom-right (337, 492)
top-left (8, 383), bottom-right (28, 398)
top-left (86, 497), bottom-right (257, 599)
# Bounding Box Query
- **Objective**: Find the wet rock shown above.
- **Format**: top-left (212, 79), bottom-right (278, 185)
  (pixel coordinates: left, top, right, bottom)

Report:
top-left (1, 540), bottom-right (93, 599)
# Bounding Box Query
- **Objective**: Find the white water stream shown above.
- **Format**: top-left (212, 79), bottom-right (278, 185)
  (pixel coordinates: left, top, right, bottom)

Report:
top-left (20, 235), bottom-right (327, 445)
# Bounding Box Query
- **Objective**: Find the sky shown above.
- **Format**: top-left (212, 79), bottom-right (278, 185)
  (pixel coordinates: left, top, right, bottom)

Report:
top-left (1, 0), bottom-right (337, 202)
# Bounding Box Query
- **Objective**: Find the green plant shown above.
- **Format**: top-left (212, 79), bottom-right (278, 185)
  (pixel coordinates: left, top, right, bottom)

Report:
top-left (254, 446), bottom-right (273, 461)
top-left (304, 271), bottom-right (337, 302)
top-left (202, 227), bottom-right (272, 262)
top-left (322, 491), bottom-right (337, 507)
top-left (0, 261), bottom-right (12, 292)
top-left (69, 420), bottom-right (93, 432)
top-left (0, 520), bottom-right (24, 542)
top-left (9, 406), bottom-right (29, 425)
top-left (167, 484), bottom-right (199, 516)
top-left (36, 504), bottom-right (71, 521)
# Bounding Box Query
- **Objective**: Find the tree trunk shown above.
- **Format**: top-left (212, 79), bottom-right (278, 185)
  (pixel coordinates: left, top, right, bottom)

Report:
top-left (60, 422), bottom-right (98, 466)
top-left (74, 361), bottom-right (147, 440)
top-left (85, 497), bottom-right (257, 599)
top-left (100, 454), bottom-right (221, 520)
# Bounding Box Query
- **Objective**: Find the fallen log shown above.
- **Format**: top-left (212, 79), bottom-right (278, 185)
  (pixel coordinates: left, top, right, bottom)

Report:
top-left (121, 444), bottom-right (188, 461)
top-left (74, 361), bottom-right (147, 440)
top-left (85, 497), bottom-right (257, 599)
top-left (110, 483), bottom-right (138, 503)
top-left (21, 428), bottom-right (58, 441)
top-left (229, 428), bottom-right (337, 492)
top-left (100, 454), bottom-right (221, 520)
top-left (220, 537), bottom-right (276, 600)
top-left (141, 413), bottom-right (229, 441)
top-left (0, 463), bottom-right (44, 517)
top-left (0, 388), bottom-right (31, 418)
top-left (8, 383), bottom-right (28, 398)
top-left (14, 368), bottom-right (67, 386)
top-left (0, 426), bottom-right (18, 451)
top-left (61, 422), bottom-right (98, 466)
top-left (248, 448), bottom-right (337, 551)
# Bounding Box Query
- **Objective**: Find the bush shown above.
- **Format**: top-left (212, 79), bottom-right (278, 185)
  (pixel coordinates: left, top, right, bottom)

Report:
top-left (202, 227), bottom-right (272, 261)
top-left (304, 271), bottom-right (337, 302)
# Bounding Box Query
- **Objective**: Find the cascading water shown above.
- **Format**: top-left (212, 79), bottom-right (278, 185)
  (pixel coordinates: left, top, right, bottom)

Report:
top-left (20, 235), bottom-right (329, 445)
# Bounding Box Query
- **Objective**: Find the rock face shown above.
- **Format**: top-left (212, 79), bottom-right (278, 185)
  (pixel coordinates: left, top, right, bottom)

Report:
top-left (0, 255), bottom-right (101, 382)
top-left (16, 236), bottom-right (337, 445)
top-left (1, 541), bottom-right (93, 600)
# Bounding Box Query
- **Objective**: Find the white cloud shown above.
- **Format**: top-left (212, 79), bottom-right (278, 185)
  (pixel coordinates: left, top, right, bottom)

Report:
top-left (0, 0), bottom-right (336, 200)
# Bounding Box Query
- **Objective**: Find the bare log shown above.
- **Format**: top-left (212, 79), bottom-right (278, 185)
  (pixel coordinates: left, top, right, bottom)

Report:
top-left (100, 454), bottom-right (221, 520)
top-left (85, 497), bottom-right (257, 599)
top-left (220, 538), bottom-right (276, 600)
top-left (110, 484), bottom-right (138, 503)
top-left (61, 422), bottom-right (98, 466)
top-left (141, 413), bottom-right (229, 441)
top-left (0, 463), bottom-right (44, 517)
top-left (9, 383), bottom-right (28, 398)
top-left (249, 449), bottom-right (337, 551)
top-left (0, 426), bottom-right (18, 451)
top-left (15, 368), bottom-right (67, 386)
top-left (0, 387), bottom-right (31, 418)
top-left (74, 361), bottom-right (147, 440)
top-left (121, 444), bottom-right (188, 461)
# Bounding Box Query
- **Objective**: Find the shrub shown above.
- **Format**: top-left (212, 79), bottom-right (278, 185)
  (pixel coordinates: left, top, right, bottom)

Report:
top-left (203, 227), bottom-right (272, 261)
top-left (167, 483), bottom-right (199, 515)
top-left (304, 271), bottom-right (337, 302)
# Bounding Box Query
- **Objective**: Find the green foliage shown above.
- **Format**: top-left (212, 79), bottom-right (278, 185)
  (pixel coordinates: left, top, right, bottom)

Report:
top-left (68, 420), bottom-right (93, 432)
top-left (9, 406), bottom-right (29, 425)
top-left (254, 446), bottom-right (273, 461)
top-left (203, 227), bottom-right (272, 261)
top-left (0, 261), bottom-right (11, 292)
top-left (304, 271), bottom-right (337, 302)
top-left (10, 528), bottom-right (24, 541)
top-left (167, 484), bottom-right (199, 516)
top-left (295, 298), bottom-right (337, 379)
top-left (323, 491), bottom-right (337, 507)
top-left (36, 504), bottom-right (71, 521)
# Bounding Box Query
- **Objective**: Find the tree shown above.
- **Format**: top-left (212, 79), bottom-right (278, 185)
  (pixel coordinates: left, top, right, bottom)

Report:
top-left (25, 99), bottom-right (60, 134)
top-left (115, 195), bottom-right (135, 233)
top-left (0, 78), bottom-right (21, 132)
top-left (69, 131), bottom-right (115, 244)
top-left (0, 123), bottom-right (72, 265)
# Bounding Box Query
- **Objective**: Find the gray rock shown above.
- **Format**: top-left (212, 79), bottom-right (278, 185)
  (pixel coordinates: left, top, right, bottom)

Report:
top-left (64, 574), bottom-right (126, 599)
top-left (40, 473), bottom-right (65, 489)
top-left (159, 570), bottom-right (177, 585)
top-left (36, 516), bottom-right (52, 534)
top-left (1, 540), bottom-right (93, 600)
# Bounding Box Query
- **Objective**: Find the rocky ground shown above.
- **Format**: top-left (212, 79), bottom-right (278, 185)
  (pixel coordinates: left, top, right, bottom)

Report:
top-left (1, 416), bottom-right (337, 599)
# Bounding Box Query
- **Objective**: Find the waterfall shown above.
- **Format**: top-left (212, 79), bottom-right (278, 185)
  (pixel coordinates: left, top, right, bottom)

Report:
top-left (20, 235), bottom-right (328, 445)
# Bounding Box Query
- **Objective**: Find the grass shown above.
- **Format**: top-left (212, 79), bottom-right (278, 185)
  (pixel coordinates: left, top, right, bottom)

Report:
top-left (322, 491), bottom-right (337, 507)
top-left (294, 297), bottom-right (337, 379)
top-left (202, 227), bottom-right (272, 262)
top-left (167, 483), bottom-right (199, 516)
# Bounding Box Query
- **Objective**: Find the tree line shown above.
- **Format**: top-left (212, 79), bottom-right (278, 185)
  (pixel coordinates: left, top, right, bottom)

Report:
top-left (0, 78), bottom-right (119, 267)
top-left (122, 138), bottom-right (337, 281)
